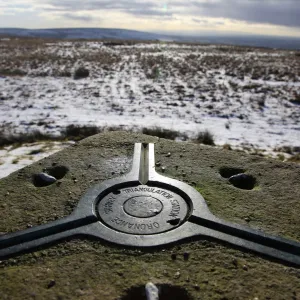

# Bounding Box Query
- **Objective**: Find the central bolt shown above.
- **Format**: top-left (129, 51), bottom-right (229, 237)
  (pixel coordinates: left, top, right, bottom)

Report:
top-left (123, 196), bottom-right (163, 218)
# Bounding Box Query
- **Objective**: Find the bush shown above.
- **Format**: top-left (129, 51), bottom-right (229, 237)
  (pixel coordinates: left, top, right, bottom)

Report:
top-left (142, 127), bottom-right (181, 140)
top-left (288, 153), bottom-right (300, 163)
top-left (0, 124), bottom-right (104, 146)
top-left (0, 68), bottom-right (27, 76)
top-left (63, 124), bottom-right (100, 141)
top-left (195, 130), bottom-right (215, 145)
top-left (290, 92), bottom-right (300, 105)
top-left (0, 130), bottom-right (58, 147)
top-left (150, 66), bottom-right (160, 79)
top-left (59, 70), bottom-right (72, 77)
top-left (74, 67), bottom-right (89, 79)
top-left (257, 97), bottom-right (266, 107)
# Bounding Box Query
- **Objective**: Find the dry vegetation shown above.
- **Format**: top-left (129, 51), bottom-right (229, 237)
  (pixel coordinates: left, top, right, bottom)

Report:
top-left (0, 124), bottom-right (205, 147)
top-left (0, 38), bottom-right (299, 165)
top-left (1, 38), bottom-right (299, 83)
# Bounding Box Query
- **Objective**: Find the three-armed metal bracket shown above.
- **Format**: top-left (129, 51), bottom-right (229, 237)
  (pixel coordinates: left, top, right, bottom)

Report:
top-left (0, 143), bottom-right (299, 266)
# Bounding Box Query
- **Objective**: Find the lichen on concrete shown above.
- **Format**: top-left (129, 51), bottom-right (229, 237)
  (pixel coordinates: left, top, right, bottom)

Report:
top-left (1, 132), bottom-right (300, 299)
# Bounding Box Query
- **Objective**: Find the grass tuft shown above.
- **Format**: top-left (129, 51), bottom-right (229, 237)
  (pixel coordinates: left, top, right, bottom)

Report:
top-left (194, 130), bottom-right (215, 145)
top-left (0, 68), bottom-right (27, 77)
top-left (1, 125), bottom-right (215, 147)
top-left (290, 92), bottom-right (300, 105)
top-left (288, 154), bottom-right (300, 163)
top-left (0, 130), bottom-right (59, 147)
top-left (63, 124), bottom-right (101, 141)
top-left (142, 127), bottom-right (184, 140)
top-left (73, 67), bottom-right (89, 80)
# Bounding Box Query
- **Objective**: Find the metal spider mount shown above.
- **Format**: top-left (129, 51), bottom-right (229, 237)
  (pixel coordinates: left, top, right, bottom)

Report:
top-left (0, 143), bottom-right (300, 266)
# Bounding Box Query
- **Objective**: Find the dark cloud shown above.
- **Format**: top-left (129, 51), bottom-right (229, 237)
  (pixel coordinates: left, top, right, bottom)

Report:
top-left (127, 8), bottom-right (172, 17)
top-left (48, 0), bottom-right (133, 10)
top-left (190, 0), bottom-right (300, 27)
top-left (62, 13), bottom-right (94, 22)
top-left (42, 0), bottom-right (300, 27)
top-left (192, 18), bottom-right (224, 26)
top-left (192, 18), bottom-right (209, 24)
top-left (46, 0), bottom-right (170, 17)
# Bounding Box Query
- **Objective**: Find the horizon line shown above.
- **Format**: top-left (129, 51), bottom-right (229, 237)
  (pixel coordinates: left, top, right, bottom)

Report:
top-left (1, 27), bottom-right (300, 40)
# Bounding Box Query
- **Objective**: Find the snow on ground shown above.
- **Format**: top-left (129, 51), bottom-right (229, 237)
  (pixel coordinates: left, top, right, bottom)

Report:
top-left (0, 39), bottom-right (299, 178)
top-left (0, 141), bottom-right (73, 179)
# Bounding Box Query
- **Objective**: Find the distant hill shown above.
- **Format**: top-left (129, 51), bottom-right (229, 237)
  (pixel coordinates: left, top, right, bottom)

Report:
top-left (0, 28), bottom-right (299, 50)
top-left (0, 28), bottom-right (169, 41)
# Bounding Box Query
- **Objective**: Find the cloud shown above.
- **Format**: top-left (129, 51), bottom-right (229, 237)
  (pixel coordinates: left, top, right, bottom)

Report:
top-left (41, 0), bottom-right (176, 20)
top-left (0, 3), bottom-right (32, 9)
top-left (192, 18), bottom-right (209, 24)
top-left (45, 0), bottom-right (169, 17)
top-left (42, 0), bottom-right (300, 27)
top-left (0, 0), bottom-right (299, 30)
top-left (62, 13), bottom-right (94, 22)
top-left (126, 8), bottom-right (172, 17)
top-left (190, 0), bottom-right (300, 28)
top-left (192, 18), bottom-right (224, 26)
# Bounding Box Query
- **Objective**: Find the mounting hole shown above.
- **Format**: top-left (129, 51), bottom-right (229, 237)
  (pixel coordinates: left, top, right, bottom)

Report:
top-left (120, 284), bottom-right (192, 300)
top-left (44, 165), bottom-right (69, 180)
top-left (113, 190), bottom-right (121, 195)
top-left (219, 167), bottom-right (245, 178)
top-left (32, 166), bottom-right (69, 187)
top-left (229, 173), bottom-right (256, 190)
top-left (32, 173), bottom-right (56, 187)
top-left (167, 218), bottom-right (181, 226)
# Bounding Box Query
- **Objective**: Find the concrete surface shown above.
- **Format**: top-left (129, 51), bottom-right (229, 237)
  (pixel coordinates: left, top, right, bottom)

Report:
top-left (0, 132), bottom-right (299, 299)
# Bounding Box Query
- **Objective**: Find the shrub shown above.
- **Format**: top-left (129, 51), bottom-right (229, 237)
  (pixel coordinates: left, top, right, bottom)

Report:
top-left (142, 127), bottom-right (181, 140)
top-left (58, 70), bottom-right (72, 77)
top-left (0, 68), bottom-right (27, 77)
top-left (243, 84), bottom-right (261, 90)
top-left (290, 92), bottom-right (300, 105)
top-left (223, 144), bottom-right (232, 150)
top-left (0, 124), bottom-right (120, 146)
top-left (195, 130), bottom-right (215, 145)
top-left (275, 146), bottom-right (293, 154)
top-left (63, 124), bottom-right (100, 141)
top-left (0, 130), bottom-right (58, 147)
top-left (257, 97), bottom-right (266, 108)
top-left (288, 154), bottom-right (300, 163)
top-left (74, 67), bottom-right (89, 79)
top-left (151, 66), bottom-right (160, 79)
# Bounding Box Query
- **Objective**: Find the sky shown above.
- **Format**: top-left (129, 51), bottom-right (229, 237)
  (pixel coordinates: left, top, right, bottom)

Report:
top-left (0, 0), bottom-right (300, 37)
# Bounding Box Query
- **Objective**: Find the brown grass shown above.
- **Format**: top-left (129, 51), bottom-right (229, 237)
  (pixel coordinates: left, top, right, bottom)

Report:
top-left (1, 37), bottom-right (299, 82)
top-left (0, 125), bottom-right (190, 146)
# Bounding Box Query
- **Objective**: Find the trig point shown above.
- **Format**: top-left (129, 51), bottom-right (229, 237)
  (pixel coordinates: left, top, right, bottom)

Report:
top-left (1, 131), bottom-right (299, 299)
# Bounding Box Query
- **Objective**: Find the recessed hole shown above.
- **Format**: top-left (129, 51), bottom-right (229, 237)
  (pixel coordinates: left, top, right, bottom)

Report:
top-left (167, 218), bottom-right (181, 226)
top-left (219, 167), bottom-right (245, 178)
top-left (229, 173), bottom-right (256, 190)
top-left (120, 284), bottom-right (192, 300)
top-left (44, 165), bottom-right (69, 180)
top-left (113, 190), bottom-right (121, 195)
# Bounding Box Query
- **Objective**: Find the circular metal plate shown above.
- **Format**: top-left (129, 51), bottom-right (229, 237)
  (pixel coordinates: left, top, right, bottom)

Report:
top-left (98, 185), bottom-right (189, 235)
top-left (123, 196), bottom-right (163, 218)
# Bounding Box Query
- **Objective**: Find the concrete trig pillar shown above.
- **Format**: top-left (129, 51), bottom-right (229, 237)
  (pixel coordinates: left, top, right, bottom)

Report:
top-left (1, 132), bottom-right (300, 299)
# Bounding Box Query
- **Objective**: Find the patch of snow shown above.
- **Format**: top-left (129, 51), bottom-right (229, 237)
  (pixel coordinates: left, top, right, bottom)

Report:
top-left (0, 142), bottom-right (73, 179)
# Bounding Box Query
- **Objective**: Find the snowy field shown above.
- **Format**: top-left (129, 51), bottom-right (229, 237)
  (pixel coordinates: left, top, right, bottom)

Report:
top-left (0, 38), bottom-right (300, 178)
